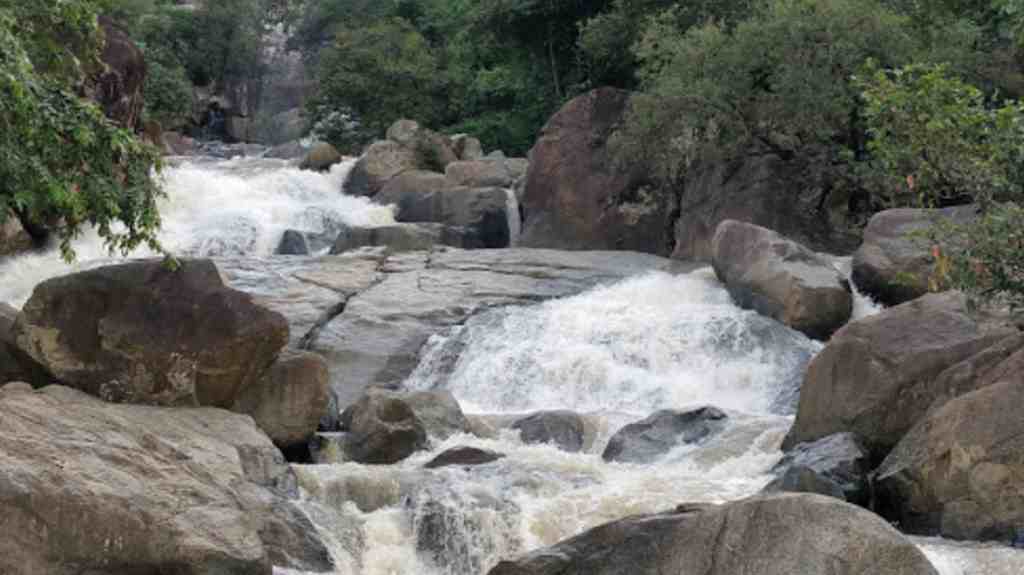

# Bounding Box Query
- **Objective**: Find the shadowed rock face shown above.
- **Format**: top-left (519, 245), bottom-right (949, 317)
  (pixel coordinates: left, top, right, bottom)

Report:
top-left (765, 432), bottom-right (872, 505)
top-left (487, 493), bottom-right (938, 575)
top-left (783, 292), bottom-right (1016, 458)
top-left (13, 259), bottom-right (289, 408)
top-left (875, 359), bottom-right (1024, 541)
top-left (0, 384), bottom-right (332, 575)
top-left (519, 88), bottom-right (677, 255)
top-left (511, 410), bottom-right (586, 453)
top-left (91, 17), bottom-right (146, 130)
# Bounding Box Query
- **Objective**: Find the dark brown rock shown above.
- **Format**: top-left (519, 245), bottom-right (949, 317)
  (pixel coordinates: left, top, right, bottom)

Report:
top-left (673, 153), bottom-right (863, 262)
top-left (711, 220), bottom-right (852, 340)
top-left (232, 350), bottom-right (331, 452)
top-left (783, 292), bottom-right (1016, 458)
top-left (90, 17), bottom-right (146, 130)
top-left (519, 88), bottom-right (677, 255)
top-left (13, 259), bottom-right (289, 408)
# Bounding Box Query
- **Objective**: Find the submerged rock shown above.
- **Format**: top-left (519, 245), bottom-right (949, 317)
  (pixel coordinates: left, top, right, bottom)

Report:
top-left (511, 410), bottom-right (586, 453)
top-left (276, 229), bottom-right (310, 255)
top-left (602, 406), bottom-right (728, 464)
top-left (711, 220), bottom-right (852, 340)
top-left (0, 385), bottom-right (332, 575)
top-left (487, 493), bottom-right (938, 575)
top-left (425, 446), bottom-right (505, 469)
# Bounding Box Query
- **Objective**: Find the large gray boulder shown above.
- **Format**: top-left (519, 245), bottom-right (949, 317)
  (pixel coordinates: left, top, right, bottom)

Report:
top-left (377, 174), bottom-right (513, 248)
top-left (602, 407), bottom-right (728, 464)
top-left (511, 410), bottom-right (586, 453)
top-left (519, 88), bottom-right (677, 255)
top-left (386, 119), bottom-right (458, 170)
top-left (13, 259), bottom-right (290, 408)
top-left (232, 350), bottom-right (330, 452)
top-left (783, 292), bottom-right (1016, 458)
top-left (0, 384), bottom-right (331, 575)
top-left (487, 493), bottom-right (938, 575)
top-left (853, 206), bottom-right (978, 306)
top-left (765, 432), bottom-right (872, 505)
top-left (875, 365), bottom-right (1024, 541)
top-left (343, 140), bottom-right (419, 197)
top-left (711, 220), bottom-right (852, 340)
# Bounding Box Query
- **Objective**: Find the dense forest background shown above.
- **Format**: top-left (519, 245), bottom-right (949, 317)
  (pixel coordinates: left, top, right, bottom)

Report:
top-left (2, 0), bottom-right (1022, 304)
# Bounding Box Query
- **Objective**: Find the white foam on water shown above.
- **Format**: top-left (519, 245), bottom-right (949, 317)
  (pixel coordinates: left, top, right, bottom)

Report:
top-left (406, 269), bottom-right (822, 416)
top-left (0, 156), bottom-right (394, 307)
top-left (916, 537), bottom-right (1024, 575)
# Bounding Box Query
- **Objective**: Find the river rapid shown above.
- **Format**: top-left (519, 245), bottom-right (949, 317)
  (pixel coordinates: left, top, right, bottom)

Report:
top-left (2, 153), bottom-right (1021, 575)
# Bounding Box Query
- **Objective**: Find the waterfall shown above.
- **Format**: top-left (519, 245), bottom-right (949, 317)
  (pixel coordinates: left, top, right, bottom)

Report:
top-left (0, 157), bottom-right (394, 307)
top-left (1, 155), bottom-right (1019, 575)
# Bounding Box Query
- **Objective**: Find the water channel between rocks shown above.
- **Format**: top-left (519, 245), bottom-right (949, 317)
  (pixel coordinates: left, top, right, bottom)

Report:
top-left (1, 155), bottom-right (1021, 575)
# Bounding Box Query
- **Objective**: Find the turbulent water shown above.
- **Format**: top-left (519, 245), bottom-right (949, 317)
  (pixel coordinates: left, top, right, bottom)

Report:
top-left (0, 155), bottom-right (394, 306)
top-left (0, 155), bottom-right (1020, 575)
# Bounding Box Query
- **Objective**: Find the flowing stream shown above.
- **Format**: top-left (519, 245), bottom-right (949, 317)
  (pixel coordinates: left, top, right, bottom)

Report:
top-left (1, 155), bottom-right (1021, 575)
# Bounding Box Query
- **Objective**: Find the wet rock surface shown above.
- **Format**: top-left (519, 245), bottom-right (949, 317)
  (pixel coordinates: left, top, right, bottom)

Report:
top-left (711, 220), bottom-right (852, 340)
top-left (0, 385), bottom-right (332, 575)
top-left (783, 292), bottom-right (1016, 458)
top-left (487, 493), bottom-right (939, 575)
top-left (765, 432), bottom-right (871, 505)
top-left (602, 406), bottom-right (729, 463)
top-left (510, 410), bottom-right (586, 453)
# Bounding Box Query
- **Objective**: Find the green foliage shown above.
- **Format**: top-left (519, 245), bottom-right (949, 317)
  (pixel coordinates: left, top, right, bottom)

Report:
top-left (628, 0), bottom-right (919, 189)
top-left (310, 18), bottom-right (446, 152)
top-left (939, 203), bottom-right (1024, 310)
top-left (857, 62), bottom-right (1024, 207)
top-left (143, 57), bottom-right (193, 129)
top-left (858, 62), bottom-right (1024, 309)
top-left (0, 0), bottom-right (164, 261)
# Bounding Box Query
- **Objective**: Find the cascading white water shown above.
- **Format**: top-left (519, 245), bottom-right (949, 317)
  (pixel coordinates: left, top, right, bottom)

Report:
top-left (2, 156), bottom-right (1019, 575)
top-left (0, 156), bottom-right (394, 307)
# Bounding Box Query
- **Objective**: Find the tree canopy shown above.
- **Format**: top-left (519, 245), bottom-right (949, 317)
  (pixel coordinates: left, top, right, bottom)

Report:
top-left (0, 0), bottom-right (164, 261)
